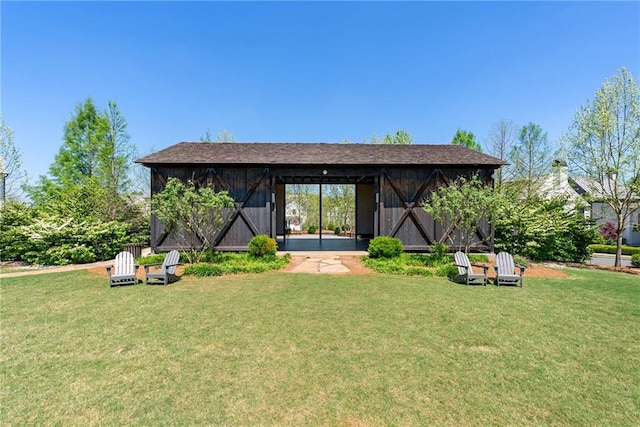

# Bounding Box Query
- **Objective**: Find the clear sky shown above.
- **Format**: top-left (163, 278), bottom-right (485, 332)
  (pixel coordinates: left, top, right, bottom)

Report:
top-left (2, 1), bottom-right (639, 184)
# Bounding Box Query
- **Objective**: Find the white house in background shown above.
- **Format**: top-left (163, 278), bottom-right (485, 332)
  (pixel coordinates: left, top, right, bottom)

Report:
top-left (536, 160), bottom-right (588, 211)
top-left (285, 201), bottom-right (306, 232)
top-left (570, 175), bottom-right (640, 246)
top-left (534, 160), bottom-right (640, 246)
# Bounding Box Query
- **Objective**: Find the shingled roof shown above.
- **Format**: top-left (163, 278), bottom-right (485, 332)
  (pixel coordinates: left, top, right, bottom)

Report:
top-left (136, 142), bottom-right (507, 167)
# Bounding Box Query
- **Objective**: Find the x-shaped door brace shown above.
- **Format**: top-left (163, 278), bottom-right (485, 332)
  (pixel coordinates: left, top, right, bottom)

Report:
top-left (208, 168), bottom-right (268, 247)
top-left (153, 169), bottom-right (268, 249)
top-left (384, 169), bottom-right (438, 244)
top-left (383, 169), bottom-right (491, 246)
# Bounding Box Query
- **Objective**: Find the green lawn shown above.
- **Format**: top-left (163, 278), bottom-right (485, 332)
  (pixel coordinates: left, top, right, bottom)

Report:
top-left (2, 269), bottom-right (639, 425)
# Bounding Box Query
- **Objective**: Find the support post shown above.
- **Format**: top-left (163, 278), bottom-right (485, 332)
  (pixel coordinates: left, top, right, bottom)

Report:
top-left (319, 183), bottom-right (322, 241)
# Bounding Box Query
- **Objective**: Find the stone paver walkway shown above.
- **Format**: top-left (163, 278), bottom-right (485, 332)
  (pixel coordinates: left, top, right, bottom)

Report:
top-left (287, 256), bottom-right (351, 274)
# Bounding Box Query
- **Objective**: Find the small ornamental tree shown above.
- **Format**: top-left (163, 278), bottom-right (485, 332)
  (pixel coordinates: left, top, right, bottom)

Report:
top-left (152, 177), bottom-right (234, 263)
top-left (423, 176), bottom-right (498, 253)
top-left (598, 221), bottom-right (618, 244)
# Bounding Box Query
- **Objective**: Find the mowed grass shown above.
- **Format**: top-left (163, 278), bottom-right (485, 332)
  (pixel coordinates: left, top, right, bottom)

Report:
top-left (1, 268), bottom-right (639, 425)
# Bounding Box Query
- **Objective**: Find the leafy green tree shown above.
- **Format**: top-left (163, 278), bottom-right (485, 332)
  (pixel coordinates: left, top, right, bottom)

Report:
top-left (451, 128), bottom-right (482, 152)
top-left (562, 67), bottom-right (640, 267)
top-left (323, 184), bottom-right (355, 231)
top-left (152, 177), bottom-right (234, 263)
top-left (422, 176), bottom-right (498, 253)
top-left (27, 98), bottom-right (140, 222)
top-left (510, 122), bottom-right (554, 200)
top-left (0, 116), bottom-right (27, 201)
top-left (382, 129), bottom-right (412, 145)
top-left (50, 98), bottom-right (110, 186)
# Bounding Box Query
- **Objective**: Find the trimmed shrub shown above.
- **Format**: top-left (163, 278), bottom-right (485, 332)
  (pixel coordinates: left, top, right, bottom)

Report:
top-left (335, 227), bottom-right (342, 235)
top-left (631, 254), bottom-right (640, 267)
top-left (248, 234), bottom-right (278, 257)
top-left (307, 225), bottom-right (316, 234)
top-left (430, 242), bottom-right (448, 259)
top-left (588, 244), bottom-right (640, 256)
top-left (368, 236), bottom-right (403, 259)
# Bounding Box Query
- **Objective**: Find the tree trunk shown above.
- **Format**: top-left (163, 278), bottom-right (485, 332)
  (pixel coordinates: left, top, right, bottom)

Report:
top-left (616, 215), bottom-right (624, 267)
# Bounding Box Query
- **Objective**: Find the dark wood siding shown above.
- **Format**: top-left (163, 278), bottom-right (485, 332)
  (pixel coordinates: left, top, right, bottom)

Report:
top-left (356, 183), bottom-right (375, 237)
top-left (148, 162), bottom-right (497, 252)
top-left (378, 167), bottom-right (494, 251)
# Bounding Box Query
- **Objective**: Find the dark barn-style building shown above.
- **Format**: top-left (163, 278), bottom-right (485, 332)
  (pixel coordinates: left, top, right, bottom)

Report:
top-left (136, 142), bottom-right (506, 253)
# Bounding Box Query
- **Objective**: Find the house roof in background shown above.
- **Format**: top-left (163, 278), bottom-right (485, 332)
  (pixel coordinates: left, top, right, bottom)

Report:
top-left (136, 142), bottom-right (507, 167)
top-left (571, 176), bottom-right (637, 200)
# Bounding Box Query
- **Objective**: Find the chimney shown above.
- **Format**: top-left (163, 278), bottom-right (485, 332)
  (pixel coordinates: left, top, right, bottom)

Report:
top-left (552, 159), bottom-right (568, 189)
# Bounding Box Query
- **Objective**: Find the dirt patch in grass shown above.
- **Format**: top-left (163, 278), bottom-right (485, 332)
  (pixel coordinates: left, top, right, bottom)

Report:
top-left (472, 262), bottom-right (568, 279)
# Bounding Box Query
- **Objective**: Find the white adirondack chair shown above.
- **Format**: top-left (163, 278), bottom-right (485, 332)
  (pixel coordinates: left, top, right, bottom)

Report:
top-left (454, 251), bottom-right (488, 286)
top-left (494, 252), bottom-right (526, 287)
top-left (106, 251), bottom-right (139, 287)
top-left (144, 250), bottom-right (181, 285)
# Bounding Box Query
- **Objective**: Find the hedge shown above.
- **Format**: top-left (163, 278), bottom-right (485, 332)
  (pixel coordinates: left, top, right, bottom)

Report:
top-left (589, 245), bottom-right (640, 256)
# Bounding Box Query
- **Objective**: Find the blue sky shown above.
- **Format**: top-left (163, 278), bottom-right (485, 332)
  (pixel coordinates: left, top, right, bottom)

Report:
top-left (2, 1), bottom-right (639, 183)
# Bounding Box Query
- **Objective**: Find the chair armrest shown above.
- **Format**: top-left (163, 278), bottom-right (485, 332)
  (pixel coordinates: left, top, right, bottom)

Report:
top-left (106, 265), bottom-right (113, 276)
top-left (516, 264), bottom-right (526, 275)
top-left (165, 263), bottom-right (182, 268)
top-left (144, 262), bottom-right (163, 267)
top-left (472, 264), bottom-right (489, 273)
top-left (454, 264), bottom-right (470, 272)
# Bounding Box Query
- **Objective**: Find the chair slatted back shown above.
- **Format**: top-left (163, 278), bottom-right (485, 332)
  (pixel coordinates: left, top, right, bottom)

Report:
top-left (162, 250), bottom-right (180, 275)
top-left (496, 252), bottom-right (515, 275)
top-left (454, 251), bottom-right (474, 275)
top-left (114, 251), bottom-right (135, 276)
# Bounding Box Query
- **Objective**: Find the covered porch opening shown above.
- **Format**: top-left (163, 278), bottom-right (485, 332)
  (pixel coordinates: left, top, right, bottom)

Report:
top-left (274, 174), bottom-right (375, 252)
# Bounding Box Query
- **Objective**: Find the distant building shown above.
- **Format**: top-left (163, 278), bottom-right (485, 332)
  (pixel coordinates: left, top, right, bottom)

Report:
top-left (570, 174), bottom-right (640, 246)
top-left (533, 160), bottom-right (639, 245)
top-left (536, 160), bottom-right (588, 212)
top-left (285, 201), bottom-right (305, 232)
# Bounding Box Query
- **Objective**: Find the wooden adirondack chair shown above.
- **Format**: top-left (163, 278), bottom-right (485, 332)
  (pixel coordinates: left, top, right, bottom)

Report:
top-left (494, 252), bottom-right (526, 287)
top-left (106, 251), bottom-right (139, 287)
top-left (144, 250), bottom-right (181, 285)
top-left (454, 251), bottom-right (488, 286)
